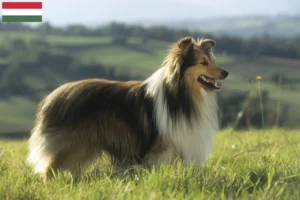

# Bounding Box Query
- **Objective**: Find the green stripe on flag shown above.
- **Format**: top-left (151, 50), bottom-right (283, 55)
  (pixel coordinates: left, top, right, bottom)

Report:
top-left (2, 16), bottom-right (42, 22)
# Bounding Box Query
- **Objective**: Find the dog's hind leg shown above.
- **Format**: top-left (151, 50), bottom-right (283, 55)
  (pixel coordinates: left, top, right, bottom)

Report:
top-left (28, 127), bottom-right (99, 182)
top-left (44, 146), bottom-right (98, 182)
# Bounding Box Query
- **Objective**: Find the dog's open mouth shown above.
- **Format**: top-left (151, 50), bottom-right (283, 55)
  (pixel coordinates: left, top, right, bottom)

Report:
top-left (198, 75), bottom-right (222, 90)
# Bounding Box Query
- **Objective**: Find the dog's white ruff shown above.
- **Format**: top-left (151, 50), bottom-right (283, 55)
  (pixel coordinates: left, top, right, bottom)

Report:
top-left (145, 67), bottom-right (219, 165)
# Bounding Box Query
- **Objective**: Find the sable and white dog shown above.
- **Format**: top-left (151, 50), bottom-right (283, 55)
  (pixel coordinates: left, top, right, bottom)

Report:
top-left (27, 36), bottom-right (229, 181)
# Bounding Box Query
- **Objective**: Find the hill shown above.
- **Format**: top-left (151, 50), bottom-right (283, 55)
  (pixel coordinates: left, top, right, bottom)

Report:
top-left (156, 15), bottom-right (300, 38)
top-left (0, 24), bottom-right (300, 133)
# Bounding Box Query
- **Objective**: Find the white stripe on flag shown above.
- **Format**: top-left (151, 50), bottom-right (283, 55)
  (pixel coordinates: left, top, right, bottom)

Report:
top-left (2, 9), bottom-right (42, 16)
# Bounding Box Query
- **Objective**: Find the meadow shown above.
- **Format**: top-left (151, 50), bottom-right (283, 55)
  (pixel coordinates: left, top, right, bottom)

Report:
top-left (1, 31), bottom-right (300, 132)
top-left (0, 129), bottom-right (299, 199)
top-left (0, 30), bottom-right (300, 199)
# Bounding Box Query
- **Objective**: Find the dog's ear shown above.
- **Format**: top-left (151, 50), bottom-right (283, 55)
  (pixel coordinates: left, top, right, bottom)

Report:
top-left (201, 39), bottom-right (216, 50)
top-left (166, 37), bottom-right (194, 90)
top-left (177, 37), bottom-right (194, 56)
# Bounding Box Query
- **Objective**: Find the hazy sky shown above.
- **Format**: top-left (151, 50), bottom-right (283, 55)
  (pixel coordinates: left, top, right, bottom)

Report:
top-left (3, 0), bottom-right (300, 26)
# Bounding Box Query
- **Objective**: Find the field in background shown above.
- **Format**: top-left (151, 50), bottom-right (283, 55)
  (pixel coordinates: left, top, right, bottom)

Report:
top-left (163, 15), bottom-right (300, 38)
top-left (0, 129), bottom-right (300, 199)
top-left (1, 32), bottom-right (300, 132)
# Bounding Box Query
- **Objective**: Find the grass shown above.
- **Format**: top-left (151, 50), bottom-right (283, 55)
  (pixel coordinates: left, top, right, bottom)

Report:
top-left (0, 31), bottom-right (39, 43)
top-left (0, 97), bottom-right (36, 132)
top-left (0, 129), bottom-right (300, 199)
top-left (77, 45), bottom-right (164, 75)
top-left (47, 36), bottom-right (112, 45)
top-left (0, 33), bottom-right (300, 131)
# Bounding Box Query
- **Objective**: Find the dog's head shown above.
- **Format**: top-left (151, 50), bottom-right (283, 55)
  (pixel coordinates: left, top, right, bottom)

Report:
top-left (164, 36), bottom-right (229, 92)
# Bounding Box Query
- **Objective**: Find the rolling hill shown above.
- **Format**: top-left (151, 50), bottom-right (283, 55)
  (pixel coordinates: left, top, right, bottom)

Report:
top-left (0, 32), bottom-right (300, 132)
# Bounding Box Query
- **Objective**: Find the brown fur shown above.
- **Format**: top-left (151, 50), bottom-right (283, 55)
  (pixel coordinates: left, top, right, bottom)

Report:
top-left (29, 79), bottom-right (158, 181)
top-left (27, 36), bottom-right (229, 182)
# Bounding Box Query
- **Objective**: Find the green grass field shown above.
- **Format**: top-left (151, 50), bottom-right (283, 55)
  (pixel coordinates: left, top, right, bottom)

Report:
top-left (0, 97), bottom-right (36, 132)
top-left (0, 129), bottom-right (299, 199)
top-left (1, 32), bottom-right (300, 132)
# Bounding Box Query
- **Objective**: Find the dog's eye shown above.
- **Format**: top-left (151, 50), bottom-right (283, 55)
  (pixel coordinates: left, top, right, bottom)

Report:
top-left (200, 61), bottom-right (208, 66)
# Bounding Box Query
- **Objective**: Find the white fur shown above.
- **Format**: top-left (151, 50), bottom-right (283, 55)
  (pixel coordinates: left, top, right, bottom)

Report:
top-left (145, 67), bottom-right (219, 166)
top-left (27, 128), bottom-right (52, 174)
top-left (27, 126), bottom-right (68, 175)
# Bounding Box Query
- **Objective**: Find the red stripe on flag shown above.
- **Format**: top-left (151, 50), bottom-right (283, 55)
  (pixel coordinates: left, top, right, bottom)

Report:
top-left (2, 2), bottom-right (42, 9)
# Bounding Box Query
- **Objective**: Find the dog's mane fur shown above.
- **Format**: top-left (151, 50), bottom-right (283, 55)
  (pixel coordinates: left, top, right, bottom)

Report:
top-left (144, 37), bottom-right (219, 164)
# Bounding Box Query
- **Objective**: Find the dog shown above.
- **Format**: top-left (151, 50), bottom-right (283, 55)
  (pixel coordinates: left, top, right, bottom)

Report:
top-left (27, 36), bottom-right (229, 181)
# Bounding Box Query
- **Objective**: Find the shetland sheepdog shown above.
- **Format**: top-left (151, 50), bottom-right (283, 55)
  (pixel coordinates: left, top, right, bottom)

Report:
top-left (27, 36), bottom-right (229, 181)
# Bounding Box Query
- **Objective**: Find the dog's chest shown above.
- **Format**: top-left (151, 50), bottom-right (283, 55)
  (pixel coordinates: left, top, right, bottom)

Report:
top-left (156, 89), bottom-right (218, 165)
top-left (174, 109), bottom-right (217, 165)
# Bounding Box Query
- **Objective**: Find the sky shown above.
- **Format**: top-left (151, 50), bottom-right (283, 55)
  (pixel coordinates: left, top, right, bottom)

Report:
top-left (2, 0), bottom-right (300, 26)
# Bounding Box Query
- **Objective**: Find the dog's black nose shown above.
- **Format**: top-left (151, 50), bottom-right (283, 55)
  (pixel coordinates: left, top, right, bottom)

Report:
top-left (221, 70), bottom-right (229, 78)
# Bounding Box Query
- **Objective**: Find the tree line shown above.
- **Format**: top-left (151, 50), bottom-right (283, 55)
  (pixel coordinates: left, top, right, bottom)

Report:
top-left (0, 21), bottom-right (299, 129)
top-left (1, 21), bottom-right (300, 59)
top-left (0, 38), bottom-right (297, 129)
